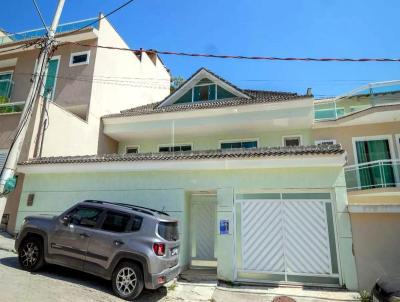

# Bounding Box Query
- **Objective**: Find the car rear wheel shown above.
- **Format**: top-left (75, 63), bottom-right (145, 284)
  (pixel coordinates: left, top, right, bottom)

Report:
top-left (112, 261), bottom-right (144, 300)
top-left (18, 237), bottom-right (45, 272)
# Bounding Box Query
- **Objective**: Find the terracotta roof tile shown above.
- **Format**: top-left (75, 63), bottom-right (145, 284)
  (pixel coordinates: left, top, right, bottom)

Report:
top-left (104, 68), bottom-right (310, 118)
top-left (19, 145), bottom-right (344, 166)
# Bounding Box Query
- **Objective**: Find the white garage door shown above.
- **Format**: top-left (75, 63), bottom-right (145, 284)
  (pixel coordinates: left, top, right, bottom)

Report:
top-left (239, 193), bottom-right (337, 282)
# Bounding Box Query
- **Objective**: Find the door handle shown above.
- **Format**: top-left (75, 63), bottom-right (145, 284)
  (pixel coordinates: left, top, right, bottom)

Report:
top-left (79, 233), bottom-right (90, 238)
top-left (114, 240), bottom-right (124, 246)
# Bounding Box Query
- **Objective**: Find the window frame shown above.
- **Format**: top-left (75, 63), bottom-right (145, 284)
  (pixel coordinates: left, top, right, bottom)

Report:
top-left (158, 143), bottom-right (193, 152)
top-left (315, 139), bottom-right (337, 146)
top-left (125, 145), bottom-right (140, 154)
top-left (395, 134), bottom-right (400, 159)
top-left (282, 135), bottom-right (303, 147)
top-left (99, 210), bottom-right (132, 233)
top-left (36, 55), bottom-right (61, 100)
top-left (69, 50), bottom-right (90, 67)
top-left (219, 138), bottom-right (259, 150)
top-left (352, 135), bottom-right (396, 165)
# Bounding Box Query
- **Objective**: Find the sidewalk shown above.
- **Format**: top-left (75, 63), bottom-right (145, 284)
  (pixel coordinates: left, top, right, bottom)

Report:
top-left (0, 231), bottom-right (15, 252)
top-left (212, 284), bottom-right (361, 302)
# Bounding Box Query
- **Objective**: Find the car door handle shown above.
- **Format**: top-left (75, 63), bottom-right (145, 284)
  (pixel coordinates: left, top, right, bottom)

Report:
top-left (114, 240), bottom-right (124, 246)
top-left (79, 233), bottom-right (90, 238)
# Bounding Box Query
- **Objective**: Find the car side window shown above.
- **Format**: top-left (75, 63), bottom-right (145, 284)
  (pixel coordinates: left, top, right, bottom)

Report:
top-left (69, 207), bottom-right (102, 228)
top-left (131, 215), bottom-right (143, 232)
top-left (101, 211), bottom-right (130, 233)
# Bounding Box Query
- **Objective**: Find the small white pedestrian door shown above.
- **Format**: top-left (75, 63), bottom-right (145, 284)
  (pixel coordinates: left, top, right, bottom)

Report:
top-left (191, 199), bottom-right (216, 265)
top-left (240, 197), bottom-right (335, 281)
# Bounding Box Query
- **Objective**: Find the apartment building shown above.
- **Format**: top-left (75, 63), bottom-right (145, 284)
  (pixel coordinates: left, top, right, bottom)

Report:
top-left (0, 15), bottom-right (170, 233)
top-left (15, 68), bottom-right (359, 290)
top-left (313, 82), bottom-right (400, 290)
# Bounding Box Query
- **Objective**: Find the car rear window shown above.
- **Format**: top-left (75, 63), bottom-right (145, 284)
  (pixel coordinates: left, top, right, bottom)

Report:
top-left (158, 221), bottom-right (179, 241)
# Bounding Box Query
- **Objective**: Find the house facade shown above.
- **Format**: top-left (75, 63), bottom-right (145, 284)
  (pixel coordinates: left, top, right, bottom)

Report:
top-left (15, 68), bottom-right (358, 289)
top-left (0, 15), bottom-right (170, 233)
top-left (313, 83), bottom-right (400, 290)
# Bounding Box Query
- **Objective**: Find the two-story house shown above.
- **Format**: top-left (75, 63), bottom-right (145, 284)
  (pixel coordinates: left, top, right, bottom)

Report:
top-left (15, 68), bottom-right (358, 290)
top-left (313, 82), bottom-right (400, 290)
top-left (0, 15), bottom-right (170, 233)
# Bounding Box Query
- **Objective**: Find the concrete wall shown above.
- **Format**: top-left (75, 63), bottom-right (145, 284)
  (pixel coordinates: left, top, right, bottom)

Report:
top-left (313, 122), bottom-right (400, 165)
top-left (0, 113), bottom-right (20, 149)
top-left (118, 129), bottom-right (313, 153)
top-left (15, 165), bottom-right (358, 289)
top-left (89, 17), bottom-right (170, 120)
top-left (350, 213), bottom-right (400, 290)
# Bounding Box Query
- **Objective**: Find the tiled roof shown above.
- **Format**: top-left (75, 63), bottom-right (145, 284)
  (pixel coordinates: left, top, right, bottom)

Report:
top-left (19, 145), bottom-right (344, 166)
top-left (104, 68), bottom-right (310, 118)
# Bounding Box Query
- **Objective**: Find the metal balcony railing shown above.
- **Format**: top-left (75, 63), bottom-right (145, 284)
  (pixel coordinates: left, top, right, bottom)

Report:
top-left (314, 80), bottom-right (400, 121)
top-left (0, 17), bottom-right (99, 46)
top-left (344, 159), bottom-right (400, 191)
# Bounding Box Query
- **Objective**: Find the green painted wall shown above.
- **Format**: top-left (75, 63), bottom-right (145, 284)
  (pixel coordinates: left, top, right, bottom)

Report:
top-left (118, 129), bottom-right (313, 154)
top-left (16, 166), bottom-right (358, 289)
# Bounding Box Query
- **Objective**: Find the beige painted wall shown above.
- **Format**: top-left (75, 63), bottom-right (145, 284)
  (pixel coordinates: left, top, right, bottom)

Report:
top-left (89, 17), bottom-right (170, 120)
top-left (0, 113), bottom-right (20, 149)
top-left (350, 213), bottom-right (400, 290)
top-left (313, 122), bottom-right (400, 165)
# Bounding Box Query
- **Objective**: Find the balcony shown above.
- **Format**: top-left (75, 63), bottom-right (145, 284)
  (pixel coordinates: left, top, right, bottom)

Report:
top-left (314, 81), bottom-right (400, 121)
top-left (0, 17), bottom-right (99, 46)
top-left (345, 159), bottom-right (400, 191)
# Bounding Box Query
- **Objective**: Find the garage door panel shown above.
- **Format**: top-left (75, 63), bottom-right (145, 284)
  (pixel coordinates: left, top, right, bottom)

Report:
top-left (240, 196), bottom-right (334, 279)
top-left (242, 200), bottom-right (285, 272)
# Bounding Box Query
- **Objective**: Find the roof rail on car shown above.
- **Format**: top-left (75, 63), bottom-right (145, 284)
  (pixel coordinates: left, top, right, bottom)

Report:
top-left (82, 200), bottom-right (169, 216)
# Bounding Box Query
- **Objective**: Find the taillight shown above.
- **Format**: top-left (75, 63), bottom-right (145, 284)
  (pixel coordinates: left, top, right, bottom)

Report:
top-left (153, 243), bottom-right (165, 256)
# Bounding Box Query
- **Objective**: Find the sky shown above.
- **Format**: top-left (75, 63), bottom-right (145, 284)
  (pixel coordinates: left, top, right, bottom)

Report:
top-left (2, 0), bottom-right (400, 97)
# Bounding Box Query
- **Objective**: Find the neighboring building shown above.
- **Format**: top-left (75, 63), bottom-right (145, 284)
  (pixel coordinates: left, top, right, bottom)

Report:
top-left (313, 82), bottom-right (400, 290)
top-left (0, 15), bottom-right (170, 233)
top-left (15, 68), bottom-right (358, 290)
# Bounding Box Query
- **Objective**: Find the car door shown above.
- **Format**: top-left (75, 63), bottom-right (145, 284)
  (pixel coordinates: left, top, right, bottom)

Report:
top-left (48, 206), bottom-right (104, 270)
top-left (84, 210), bottom-right (140, 276)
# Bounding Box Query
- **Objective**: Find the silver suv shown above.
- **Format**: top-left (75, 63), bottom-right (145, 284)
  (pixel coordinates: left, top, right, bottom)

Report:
top-left (15, 200), bottom-right (180, 300)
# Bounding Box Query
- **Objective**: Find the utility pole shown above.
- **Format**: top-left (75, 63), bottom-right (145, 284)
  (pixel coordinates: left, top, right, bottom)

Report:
top-left (0, 0), bottom-right (66, 221)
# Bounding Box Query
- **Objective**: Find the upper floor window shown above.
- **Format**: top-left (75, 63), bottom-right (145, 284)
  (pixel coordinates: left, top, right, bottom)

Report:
top-left (159, 145), bottom-right (192, 152)
top-left (283, 136), bottom-right (302, 147)
top-left (126, 146), bottom-right (139, 154)
top-left (221, 140), bottom-right (258, 149)
top-left (69, 51), bottom-right (90, 67)
top-left (315, 139), bottom-right (336, 146)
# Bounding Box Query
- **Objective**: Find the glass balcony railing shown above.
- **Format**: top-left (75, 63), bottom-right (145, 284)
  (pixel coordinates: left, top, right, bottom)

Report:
top-left (344, 159), bottom-right (400, 191)
top-left (0, 79), bottom-right (23, 114)
top-left (314, 81), bottom-right (400, 121)
top-left (0, 17), bottom-right (99, 46)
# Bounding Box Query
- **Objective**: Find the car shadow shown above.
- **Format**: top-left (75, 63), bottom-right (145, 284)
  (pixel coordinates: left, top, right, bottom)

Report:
top-left (0, 255), bottom-right (168, 301)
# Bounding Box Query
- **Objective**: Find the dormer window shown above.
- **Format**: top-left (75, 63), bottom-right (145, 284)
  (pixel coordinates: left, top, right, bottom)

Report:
top-left (194, 84), bottom-right (216, 102)
top-left (175, 78), bottom-right (236, 104)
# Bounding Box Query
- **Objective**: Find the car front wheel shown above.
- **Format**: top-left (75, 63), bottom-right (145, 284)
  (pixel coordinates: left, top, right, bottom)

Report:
top-left (18, 237), bottom-right (45, 271)
top-left (112, 261), bottom-right (144, 301)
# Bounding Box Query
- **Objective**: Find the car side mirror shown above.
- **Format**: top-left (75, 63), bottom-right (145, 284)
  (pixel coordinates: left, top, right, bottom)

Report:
top-left (62, 215), bottom-right (71, 226)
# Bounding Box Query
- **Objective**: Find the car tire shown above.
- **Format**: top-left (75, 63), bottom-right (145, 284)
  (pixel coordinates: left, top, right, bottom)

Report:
top-left (18, 236), bottom-right (45, 272)
top-left (112, 261), bottom-right (144, 301)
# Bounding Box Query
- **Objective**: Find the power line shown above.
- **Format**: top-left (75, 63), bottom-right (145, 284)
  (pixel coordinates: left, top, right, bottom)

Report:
top-left (67, 0), bottom-right (136, 35)
top-left (32, 0), bottom-right (49, 35)
top-left (60, 41), bottom-right (400, 63)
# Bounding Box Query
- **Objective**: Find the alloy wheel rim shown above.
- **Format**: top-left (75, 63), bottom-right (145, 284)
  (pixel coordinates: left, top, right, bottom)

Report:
top-left (116, 267), bottom-right (137, 296)
top-left (20, 242), bottom-right (39, 267)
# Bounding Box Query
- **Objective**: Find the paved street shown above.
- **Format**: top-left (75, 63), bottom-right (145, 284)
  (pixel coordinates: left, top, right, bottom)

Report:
top-left (0, 249), bottom-right (215, 302)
